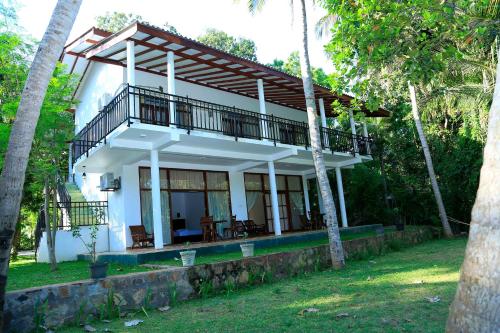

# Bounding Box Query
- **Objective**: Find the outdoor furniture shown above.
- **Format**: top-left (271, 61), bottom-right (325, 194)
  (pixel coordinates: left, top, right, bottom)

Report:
top-left (300, 214), bottom-right (312, 230)
top-left (244, 219), bottom-right (266, 236)
top-left (224, 215), bottom-right (244, 239)
top-left (200, 216), bottom-right (216, 242)
top-left (129, 225), bottom-right (154, 248)
top-left (310, 211), bottom-right (325, 230)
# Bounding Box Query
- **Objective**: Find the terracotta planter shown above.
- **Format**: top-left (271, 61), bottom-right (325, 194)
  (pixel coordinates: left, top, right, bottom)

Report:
top-left (180, 250), bottom-right (196, 266)
top-left (89, 262), bottom-right (108, 279)
top-left (240, 243), bottom-right (255, 257)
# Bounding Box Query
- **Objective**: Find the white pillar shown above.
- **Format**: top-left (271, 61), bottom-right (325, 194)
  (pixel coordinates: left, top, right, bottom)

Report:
top-left (302, 176), bottom-right (311, 218)
top-left (267, 161), bottom-right (281, 236)
top-left (167, 51), bottom-right (176, 125)
top-left (349, 109), bottom-right (358, 155)
top-left (318, 98), bottom-right (327, 128)
top-left (363, 122), bottom-right (371, 154)
top-left (335, 167), bottom-right (348, 228)
top-left (126, 41), bottom-right (135, 86)
top-left (257, 79), bottom-right (266, 115)
top-left (257, 79), bottom-right (269, 139)
top-left (150, 150), bottom-right (164, 249)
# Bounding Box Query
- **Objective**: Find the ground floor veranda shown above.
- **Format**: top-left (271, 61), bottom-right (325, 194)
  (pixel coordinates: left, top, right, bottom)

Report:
top-left (35, 126), bottom-right (369, 263)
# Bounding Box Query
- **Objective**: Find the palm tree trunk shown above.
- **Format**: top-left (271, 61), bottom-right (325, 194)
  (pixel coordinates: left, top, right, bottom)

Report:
top-left (296, 0), bottom-right (345, 268)
top-left (446, 46), bottom-right (500, 332)
top-left (44, 179), bottom-right (57, 271)
top-left (408, 82), bottom-right (453, 237)
top-left (0, 0), bottom-right (81, 326)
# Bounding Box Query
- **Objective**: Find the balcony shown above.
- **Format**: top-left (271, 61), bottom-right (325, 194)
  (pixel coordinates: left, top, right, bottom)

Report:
top-left (72, 85), bottom-right (372, 163)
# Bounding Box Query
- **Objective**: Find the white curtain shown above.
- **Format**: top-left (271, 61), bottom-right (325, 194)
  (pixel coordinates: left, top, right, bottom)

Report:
top-left (208, 191), bottom-right (230, 235)
top-left (246, 191), bottom-right (260, 213)
top-left (140, 190), bottom-right (170, 243)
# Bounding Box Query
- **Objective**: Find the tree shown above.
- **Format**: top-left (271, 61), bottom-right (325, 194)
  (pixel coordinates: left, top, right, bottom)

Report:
top-left (95, 12), bottom-right (179, 34)
top-left (0, 0), bottom-right (81, 326)
top-left (268, 51), bottom-right (331, 87)
top-left (247, 0), bottom-right (345, 268)
top-left (198, 28), bottom-right (258, 61)
top-left (95, 11), bottom-right (142, 33)
top-left (447, 44), bottom-right (499, 330)
top-left (322, 0), bottom-right (463, 237)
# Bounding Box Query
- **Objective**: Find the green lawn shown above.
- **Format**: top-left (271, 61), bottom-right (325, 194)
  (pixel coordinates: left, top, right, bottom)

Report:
top-left (7, 231), bottom-right (377, 291)
top-left (7, 258), bottom-right (153, 291)
top-left (151, 231), bottom-right (378, 267)
top-left (60, 237), bottom-right (466, 333)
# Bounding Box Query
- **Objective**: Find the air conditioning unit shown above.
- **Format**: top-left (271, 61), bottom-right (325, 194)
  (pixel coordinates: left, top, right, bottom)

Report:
top-left (100, 173), bottom-right (121, 191)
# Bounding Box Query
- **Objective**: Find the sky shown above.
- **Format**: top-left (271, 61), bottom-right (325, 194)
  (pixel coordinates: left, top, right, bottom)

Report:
top-left (15, 0), bottom-right (335, 72)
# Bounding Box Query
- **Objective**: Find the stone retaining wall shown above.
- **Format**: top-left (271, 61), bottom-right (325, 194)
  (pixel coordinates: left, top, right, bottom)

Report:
top-left (4, 227), bottom-right (433, 332)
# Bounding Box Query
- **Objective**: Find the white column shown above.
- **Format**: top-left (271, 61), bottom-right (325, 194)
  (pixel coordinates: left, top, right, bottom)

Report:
top-left (302, 176), bottom-right (311, 218)
top-left (316, 180), bottom-right (325, 214)
top-left (267, 161), bottom-right (281, 236)
top-left (126, 41), bottom-right (135, 86)
top-left (257, 79), bottom-right (269, 139)
top-left (318, 98), bottom-right (327, 128)
top-left (349, 109), bottom-right (358, 155)
top-left (257, 79), bottom-right (266, 115)
top-left (335, 167), bottom-right (348, 228)
top-left (127, 41), bottom-right (135, 120)
top-left (363, 122), bottom-right (371, 154)
top-left (167, 51), bottom-right (176, 125)
top-left (150, 150), bottom-right (164, 249)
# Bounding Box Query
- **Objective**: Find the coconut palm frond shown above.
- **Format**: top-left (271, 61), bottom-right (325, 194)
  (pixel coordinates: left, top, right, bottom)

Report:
top-left (246, 0), bottom-right (266, 14)
top-left (315, 13), bottom-right (337, 38)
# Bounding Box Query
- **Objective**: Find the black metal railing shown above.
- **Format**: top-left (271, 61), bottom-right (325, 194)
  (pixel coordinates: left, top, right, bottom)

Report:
top-left (73, 85), bottom-right (373, 162)
top-left (55, 201), bottom-right (108, 229)
top-left (56, 174), bottom-right (71, 207)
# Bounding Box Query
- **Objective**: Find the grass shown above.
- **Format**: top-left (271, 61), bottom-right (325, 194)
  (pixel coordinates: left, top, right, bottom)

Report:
top-left (7, 230), bottom-right (379, 291)
top-left (60, 237), bottom-right (466, 333)
top-left (7, 257), bottom-right (153, 291)
top-left (151, 230), bottom-right (379, 267)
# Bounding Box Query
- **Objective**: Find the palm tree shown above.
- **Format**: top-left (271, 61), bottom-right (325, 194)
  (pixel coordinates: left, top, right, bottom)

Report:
top-left (446, 1), bottom-right (500, 327)
top-left (246, 0), bottom-right (345, 268)
top-left (446, 41), bottom-right (500, 333)
top-left (408, 83), bottom-right (453, 237)
top-left (0, 0), bottom-right (82, 325)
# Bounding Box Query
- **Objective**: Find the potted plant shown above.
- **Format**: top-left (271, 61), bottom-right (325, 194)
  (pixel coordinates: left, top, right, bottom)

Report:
top-left (179, 242), bottom-right (196, 267)
top-left (240, 232), bottom-right (254, 257)
top-left (71, 206), bottom-right (108, 279)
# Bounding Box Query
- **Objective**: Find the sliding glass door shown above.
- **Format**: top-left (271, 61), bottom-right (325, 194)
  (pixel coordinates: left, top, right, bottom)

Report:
top-left (244, 173), bottom-right (305, 233)
top-left (139, 168), bottom-right (231, 243)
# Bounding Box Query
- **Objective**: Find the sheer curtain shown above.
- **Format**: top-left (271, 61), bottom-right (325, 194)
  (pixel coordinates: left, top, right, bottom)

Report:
top-left (140, 191), bottom-right (153, 234)
top-left (140, 190), bottom-right (171, 243)
top-left (161, 191), bottom-right (170, 242)
top-left (208, 191), bottom-right (230, 235)
top-left (289, 192), bottom-right (305, 230)
top-left (246, 191), bottom-right (260, 214)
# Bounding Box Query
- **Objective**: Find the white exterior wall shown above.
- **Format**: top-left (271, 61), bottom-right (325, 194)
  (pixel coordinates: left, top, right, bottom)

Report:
top-left (36, 225), bottom-right (109, 262)
top-left (134, 69), bottom-right (308, 122)
top-left (75, 62), bottom-right (125, 133)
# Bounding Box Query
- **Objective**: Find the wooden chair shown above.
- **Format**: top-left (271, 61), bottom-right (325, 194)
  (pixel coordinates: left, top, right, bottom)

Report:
top-left (129, 225), bottom-right (154, 249)
top-left (200, 216), bottom-right (216, 242)
top-left (300, 214), bottom-right (312, 231)
top-left (223, 215), bottom-right (238, 239)
top-left (245, 219), bottom-right (266, 236)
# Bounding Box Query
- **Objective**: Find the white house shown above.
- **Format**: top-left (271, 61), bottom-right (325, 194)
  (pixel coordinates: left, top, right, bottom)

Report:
top-left (37, 22), bottom-right (389, 262)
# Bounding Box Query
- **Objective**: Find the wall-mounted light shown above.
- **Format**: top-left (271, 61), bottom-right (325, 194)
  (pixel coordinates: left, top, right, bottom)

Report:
top-left (82, 166), bottom-right (87, 181)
